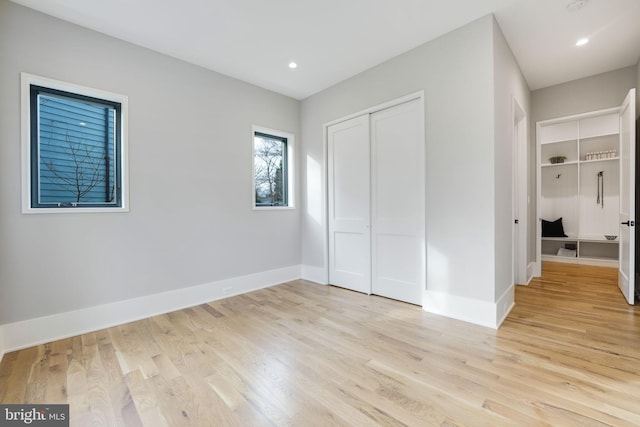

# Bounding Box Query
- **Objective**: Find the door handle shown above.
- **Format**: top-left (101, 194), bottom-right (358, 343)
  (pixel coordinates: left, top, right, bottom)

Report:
top-left (621, 220), bottom-right (635, 226)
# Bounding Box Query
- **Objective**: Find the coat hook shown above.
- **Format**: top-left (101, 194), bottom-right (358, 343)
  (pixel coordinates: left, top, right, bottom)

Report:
top-left (556, 173), bottom-right (561, 179)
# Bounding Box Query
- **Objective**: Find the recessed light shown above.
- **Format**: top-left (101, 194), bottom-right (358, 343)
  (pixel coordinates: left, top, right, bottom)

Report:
top-left (288, 62), bottom-right (297, 69)
top-left (567, 0), bottom-right (588, 11)
top-left (576, 38), bottom-right (589, 46)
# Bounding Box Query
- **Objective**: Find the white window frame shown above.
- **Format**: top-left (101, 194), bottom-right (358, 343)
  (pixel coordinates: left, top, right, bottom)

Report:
top-left (21, 72), bottom-right (129, 214)
top-left (252, 125), bottom-right (295, 210)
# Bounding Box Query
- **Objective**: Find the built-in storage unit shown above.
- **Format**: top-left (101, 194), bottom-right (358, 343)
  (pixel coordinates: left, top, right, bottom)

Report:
top-left (535, 89), bottom-right (636, 304)
top-left (537, 108), bottom-right (620, 266)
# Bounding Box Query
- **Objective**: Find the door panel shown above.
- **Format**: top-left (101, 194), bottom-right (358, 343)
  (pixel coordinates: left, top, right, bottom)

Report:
top-left (370, 99), bottom-right (424, 304)
top-left (328, 115), bottom-right (371, 294)
top-left (618, 88), bottom-right (635, 304)
top-left (618, 89), bottom-right (636, 304)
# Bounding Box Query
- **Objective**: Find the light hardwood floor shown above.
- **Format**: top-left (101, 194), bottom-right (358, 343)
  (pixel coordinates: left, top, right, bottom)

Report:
top-left (1, 262), bottom-right (640, 426)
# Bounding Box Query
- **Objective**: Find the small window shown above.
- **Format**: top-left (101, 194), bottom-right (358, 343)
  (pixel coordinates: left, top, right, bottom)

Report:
top-left (252, 127), bottom-right (294, 208)
top-left (21, 73), bottom-right (128, 212)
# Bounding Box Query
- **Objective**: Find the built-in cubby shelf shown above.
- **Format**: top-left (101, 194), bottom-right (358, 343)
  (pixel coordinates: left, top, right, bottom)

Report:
top-left (537, 108), bottom-right (621, 267)
top-left (541, 237), bottom-right (618, 264)
top-left (541, 158), bottom-right (619, 168)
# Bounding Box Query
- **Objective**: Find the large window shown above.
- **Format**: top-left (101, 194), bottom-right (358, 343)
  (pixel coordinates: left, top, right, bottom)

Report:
top-left (21, 73), bottom-right (128, 212)
top-left (252, 127), bottom-right (294, 208)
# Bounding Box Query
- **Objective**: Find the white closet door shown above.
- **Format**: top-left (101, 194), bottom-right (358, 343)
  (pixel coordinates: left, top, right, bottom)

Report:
top-left (328, 115), bottom-right (371, 294)
top-left (370, 99), bottom-right (424, 305)
top-left (618, 88), bottom-right (635, 304)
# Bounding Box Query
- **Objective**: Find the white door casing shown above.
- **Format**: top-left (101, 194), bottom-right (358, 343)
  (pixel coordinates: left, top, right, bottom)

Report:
top-left (513, 99), bottom-right (527, 285)
top-left (618, 88), bottom-right (635, 304)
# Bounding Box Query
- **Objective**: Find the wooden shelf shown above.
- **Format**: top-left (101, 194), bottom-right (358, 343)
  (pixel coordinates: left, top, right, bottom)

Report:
top-left (581, 157), bottom-right (619, 164)
top-left (540, 138), bottom-right (577, 145)
top-left (541, 237), bottom-right (618, 243)
top-left (542, 254), bottom-right (577, 260)
top-left (541, 254), bottom-right (618, 267)
top-left (578, 238), bottom-right (618, 244)
top-left (541, 158), bottom-right (619, 168)
top-left (541, 161), bottom-right (578, 167)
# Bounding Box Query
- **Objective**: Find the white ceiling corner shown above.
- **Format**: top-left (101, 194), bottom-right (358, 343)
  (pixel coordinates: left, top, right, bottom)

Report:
top-left (9, 0), bottom-right (640, 99)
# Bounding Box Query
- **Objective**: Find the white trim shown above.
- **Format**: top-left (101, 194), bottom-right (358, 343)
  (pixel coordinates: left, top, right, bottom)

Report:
top-left (20, 72), bottom-right (130, 214)
top-left (252, 206), bottom-right (296, 211)
top-left (540, 256), bottom-right (618, 268)
top-left (301, 264), bottom-right (329, 284)
top-left (512, 97), bottom-right (528, 285)
top-left (533, 261), bottom-right (542, 278)
top-left (535, 122), bottom-right (542, 274)
top-left (423, 289), bottom-right (512, 330)
top-left (1, 265), bottom-right (300, 354)
top-left (251, 125), bottom-right (296, 210)
top-left (496, 285), bottom-right (515, 327)
top-left (536, 106), bottom-right (620, 126)
top-left (321, 123), bottom-right (330, 285)
top-left (527, 261), bottom-right (537, 283)
top-left (0, 325), bottom-right (5, 363)
top-left (324, 91), bottom-right (425, 128)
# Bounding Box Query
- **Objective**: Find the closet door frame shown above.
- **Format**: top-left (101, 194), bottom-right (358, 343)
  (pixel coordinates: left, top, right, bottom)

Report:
top-left (323, 91), bottom-right (425, 304)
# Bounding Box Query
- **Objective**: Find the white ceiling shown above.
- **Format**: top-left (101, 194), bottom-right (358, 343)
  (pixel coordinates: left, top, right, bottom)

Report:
top-left (9, 0), bottom-right (640, 100)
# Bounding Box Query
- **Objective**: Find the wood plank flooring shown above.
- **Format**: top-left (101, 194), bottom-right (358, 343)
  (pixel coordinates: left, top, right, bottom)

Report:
top-left (1, 262), bottom-right (640, 426)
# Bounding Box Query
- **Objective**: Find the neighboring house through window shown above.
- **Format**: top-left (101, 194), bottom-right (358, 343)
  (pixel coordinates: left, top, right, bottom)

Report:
top-left (21, 73), bottom-right (128, 212)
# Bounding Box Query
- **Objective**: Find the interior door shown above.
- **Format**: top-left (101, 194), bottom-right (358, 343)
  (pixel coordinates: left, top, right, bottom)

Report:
top-left (328, 115), bottom-right (371, 294)
top-left (618, 88), bottom-right (636, 304)
top-left (370, 99), bottom-right (424, 305)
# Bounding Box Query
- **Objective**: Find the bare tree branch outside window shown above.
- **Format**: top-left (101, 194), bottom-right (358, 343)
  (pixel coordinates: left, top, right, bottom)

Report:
top-left (38, 93), bottom-right (114, 205)
top-left (254, 135), bottom-right (286, 206)
top-left (41, 125), bottom-right (112, 203)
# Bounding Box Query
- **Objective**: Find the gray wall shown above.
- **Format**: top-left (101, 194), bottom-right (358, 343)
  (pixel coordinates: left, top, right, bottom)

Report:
top-left (492, 18), bottom-right (531, 297)
top-left (528, 66), bottom-right (637, 266)
top-left (301, 15), bottom-right (509, 304)
top-left (0, 1), bottom-right (300, 324)
top-left (531, 66), bottom-right (637, 123)
top-left (637, 58), bottom-right (640, 117)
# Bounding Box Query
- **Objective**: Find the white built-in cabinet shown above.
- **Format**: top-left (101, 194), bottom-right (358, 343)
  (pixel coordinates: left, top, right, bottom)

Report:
top-left (537, 89), bottom-right (636, 304)
top-left (327, 96), bottom-right (425, 305)
top-left (537, 108), bottom-right (621, 266)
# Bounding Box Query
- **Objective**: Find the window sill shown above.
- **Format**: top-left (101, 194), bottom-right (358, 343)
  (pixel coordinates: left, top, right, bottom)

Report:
top-left (22, 206), bottom-right (129, 214)
top-left (252, 206), bottom-right (296, 211)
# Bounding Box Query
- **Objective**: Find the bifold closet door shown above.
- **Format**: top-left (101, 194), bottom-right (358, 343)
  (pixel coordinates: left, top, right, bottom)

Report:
top-left (371, 99), bottom-right (424, 305)
top-left (328, 115), bottom-right (371, 294)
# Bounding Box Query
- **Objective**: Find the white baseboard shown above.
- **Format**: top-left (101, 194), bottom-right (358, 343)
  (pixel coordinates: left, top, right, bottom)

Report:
top-left (423, 286), bottom-right (514, 329)
top-left (532, 261), bottom-right (542, 278)
top-left (541, 255), bottom-right (618, 268)
top-left (1, 265), bottom-right (300, 355)
top-left (527, 261), bottom-right (537, 283)
top-left (301, 264), bottom-right (328, 284)
top-left (496, 285), bottom-right (515, 327)
top-left (0, 325), bottom-right (5, 363)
